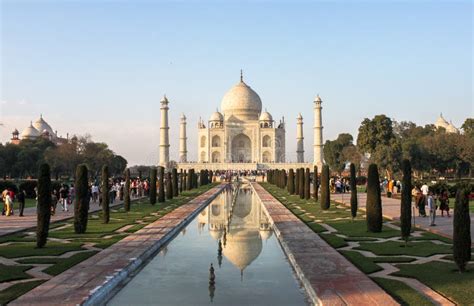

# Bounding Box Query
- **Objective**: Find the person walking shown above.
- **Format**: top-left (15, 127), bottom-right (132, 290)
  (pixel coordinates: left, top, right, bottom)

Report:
top-left (439, 189), bottom-right (450, 217)
top-left (420, 183), bottom-right (429, 217)
top-left (60, 184), bottom-right (69, 212)
top-left (17, 189), bottom-right (26, 217)
top-left (427, 191), bottom-right (436, 226)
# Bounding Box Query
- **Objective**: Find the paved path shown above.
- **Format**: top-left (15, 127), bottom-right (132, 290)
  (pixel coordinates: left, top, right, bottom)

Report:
top-left (332, 193), bottom-right (474, 242)
top-left (0, 198), bottom-right (143, 237)
top-left (253, 183), bottom-right (398, 306)
top-left (11, 184), bottom-right (225, 306)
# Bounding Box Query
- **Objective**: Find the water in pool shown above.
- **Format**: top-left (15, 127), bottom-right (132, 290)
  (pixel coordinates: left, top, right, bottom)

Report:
top-left (108, 184), bottom-right (308, 305)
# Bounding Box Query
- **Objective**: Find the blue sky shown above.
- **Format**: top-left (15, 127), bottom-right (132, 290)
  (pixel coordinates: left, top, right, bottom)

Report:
top-left (1, 0), bottom-right (472, 165)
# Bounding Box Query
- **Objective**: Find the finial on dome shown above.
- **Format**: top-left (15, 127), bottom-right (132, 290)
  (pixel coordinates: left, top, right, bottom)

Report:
top-left (240, 69), bottom-right (243, 82)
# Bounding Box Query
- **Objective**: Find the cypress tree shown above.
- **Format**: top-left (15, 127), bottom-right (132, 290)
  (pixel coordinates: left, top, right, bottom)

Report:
top-left (283, 170), bottom-right (287, 189)
top-left (209, 170), bottom-right (214, 184)
top-left (150, 167), bottom-right (157, 205)
top-left (124, 168), bottom-right (131, 211)
top-left (166, 171), bottom-right (173, 199)
top-left (288, 169), bottom-right (295, 194)
top-left (172, 168), bottom-right (179, 196)
top-left (295, 169), bottom-right (300, 195)
top-left (187, 169), bottom-right (192, 190)
top-left (74, 164), bottom-right (89, 234)
top-left (350, 163), bottom-right (358, 220)
top-left (102, 165), bottom-right (110, 223)
top-left (304, 168), bottom-right (311, 200)
top-left (313, 166), bottom-right (319, 202)
top-left (179, 169), bottom-right (183, 193)
top-left (366, 164), bottom-right (382, 233)
top-left (158, 166), bottom-right (165, 203)
top-left (320, 165), bottom-right (330, 210)
top-left (193, 170), bottom-right (198, 188)
top-left (36, 163), bottom-right (52, 248)
top-left (299, 168), bottom-right (305, 199)
top-left (183, 170), bottom-right (188, 191)
top-left (453, 188), bottom-right (471, 272)
top-left (400, 160), bottom-right (412, 242)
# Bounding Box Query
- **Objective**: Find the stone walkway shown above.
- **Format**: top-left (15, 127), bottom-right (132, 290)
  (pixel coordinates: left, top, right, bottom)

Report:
top-left (11, 184), bottom-right (225, 306)
top-left (253, 183), bottom-right (398, 306)
top-left (332, 192), bottom-right (474, 243)
top-left (0, 198), bottom-right (143, 237)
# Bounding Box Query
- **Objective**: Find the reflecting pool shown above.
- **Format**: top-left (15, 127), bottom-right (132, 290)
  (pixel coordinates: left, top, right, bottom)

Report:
top-left (108, 184), bottom-right (307, 305)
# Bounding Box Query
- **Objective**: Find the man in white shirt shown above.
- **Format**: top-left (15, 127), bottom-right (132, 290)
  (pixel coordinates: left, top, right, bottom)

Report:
top-left (427, 191), bottom-right (436, 226)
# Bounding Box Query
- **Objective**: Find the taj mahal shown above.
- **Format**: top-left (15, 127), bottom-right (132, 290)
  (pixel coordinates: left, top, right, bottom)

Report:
top-left (158, 71), bottom-right (324, 171)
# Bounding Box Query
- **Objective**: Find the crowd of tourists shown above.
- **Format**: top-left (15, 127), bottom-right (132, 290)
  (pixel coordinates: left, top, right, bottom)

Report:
top-left (412, 183), bottom-right (450, 226)
top-left (0, 177), bottom-right (150, 217)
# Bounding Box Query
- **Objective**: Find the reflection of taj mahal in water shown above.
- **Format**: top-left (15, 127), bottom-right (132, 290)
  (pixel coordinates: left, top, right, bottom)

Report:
top-left (198, 185), bottom-right (272, 273)
top-left (159, 71), bottom-right (325, 171)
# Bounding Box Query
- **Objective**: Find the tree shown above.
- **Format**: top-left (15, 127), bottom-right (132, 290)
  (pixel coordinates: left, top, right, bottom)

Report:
top-left (461, 118), bottom-right (474, 138)
top-left (158, 166), bottom-right (165, 202)
top-left (349, 163), bottom-right (358, 220)
top-left (74, 164), bottom-right (89, 234)
top-left (366, 164), bottom-right (382, 232)
top-left (288, 169), bottom-right (295, 194)
top-left (313, 166), bottom-right (318, 202)
top-left (357, 115), bottom-right (401, 178)
top-left (179, 169), bottom-right (184, 193)
top-left (304, 168), bottom-right (310, 200)
top-left (295, 169), bottom-right (300, 195)
top-left (324, 133), bottom-right (354, 174)
top-left (36, 163), bottom-right (52, 248)
top-left (101, 165), bottom-right (110, 223)
top-left (150, 167), bottom-right (157, 205)
top-left (320, 165), bottom-right (330, 210)
top-left (186, 169), bottom-right (192, 190)
top-left (124, 168), bottom-right (131, 211)
top-left (400, 160), bottom-right (412, 242)
top-left (453, 188), bottom-right (471, 272)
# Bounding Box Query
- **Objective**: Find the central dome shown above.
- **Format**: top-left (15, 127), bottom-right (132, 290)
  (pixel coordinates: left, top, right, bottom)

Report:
top-left (221, 78), bottom-right (262, 121)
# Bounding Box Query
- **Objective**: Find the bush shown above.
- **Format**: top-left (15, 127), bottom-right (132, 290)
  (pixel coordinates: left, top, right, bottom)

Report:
top-left (101, 165), bottom-right (110, 223)
top-left (36, 164), bottom-right (52, 248)
top-left (74, 164), bottom-right (89, 234)
top-left (350, 163), bottom-right (358, 219)
top-left (150, 167), bottom-right (157, 205)
top-left (366, 164), bottom-right (382, 233)
top-left (18, 180), bottom-right (37, 198)
top-left (320, 165), bottom-right (330, 210)
top-left (0, 181), bottom-right (18, 195)
top-left (453, 188), bottom-right (471, 272)
top-left (400, 160), bottom-right (412, 242)
top-left (124, 168), bottom-right (131, 211)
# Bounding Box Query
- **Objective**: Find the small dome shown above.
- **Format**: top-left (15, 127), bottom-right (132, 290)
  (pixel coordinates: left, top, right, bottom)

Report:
top-left (160, 95), bottom-right (168, 103)
top-left (221, 75), bottom-right (262, 121)
top-left (12, 128), bottom-right (19, 135)
top-left (209, 110), bottom-right (224, 122)
top-left (315, 95), bottom-right (322, 103)
top-left (259, 229), bottom-right (273, 240)
top-left (20, 122), bottom-right (40, 139)
top-left (435, 114), bottom-right (449, 129)
top-left (446, 122), bottom-right (458, 133)
top-left (33, 115), bottom-right (55, 139)
top-left (297, 113), bottom-right (303, 120)
top-left (180, 113), bottom-right (186, 120)
top-left (259, 110), bottom-right (273, 121)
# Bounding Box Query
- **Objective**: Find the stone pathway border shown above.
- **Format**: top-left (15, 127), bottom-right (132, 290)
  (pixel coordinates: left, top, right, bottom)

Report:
top-left (252, 183), bottom-right (398, 306)
top-left (11, 184), bottom-right (226, 306)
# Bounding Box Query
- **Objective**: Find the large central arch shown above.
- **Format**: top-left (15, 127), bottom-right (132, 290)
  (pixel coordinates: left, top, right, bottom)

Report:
top-left (231, 133), bottom-right (252, 162)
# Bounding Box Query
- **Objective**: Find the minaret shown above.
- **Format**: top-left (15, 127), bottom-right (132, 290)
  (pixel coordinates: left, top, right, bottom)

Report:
top-left (179, 113), bottom-right (187, 162)
top-left (296, 113), bottom-right (304, 163)
top-left (313, 95), bottom-right (324, 168)
top-left (159, 95), bottom-right (170, 168)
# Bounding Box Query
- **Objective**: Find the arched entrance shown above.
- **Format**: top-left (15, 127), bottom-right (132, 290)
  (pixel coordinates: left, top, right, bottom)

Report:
top-left (231, 134), bottom-right (252, 162)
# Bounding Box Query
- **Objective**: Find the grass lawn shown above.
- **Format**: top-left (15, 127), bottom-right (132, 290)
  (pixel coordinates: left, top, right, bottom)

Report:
top-left (261, 182), bottom-right (474, 305)
top-left (0, 183), bottom-right (218, 304)
top-left (393, 261), bottom-right (474, 304)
